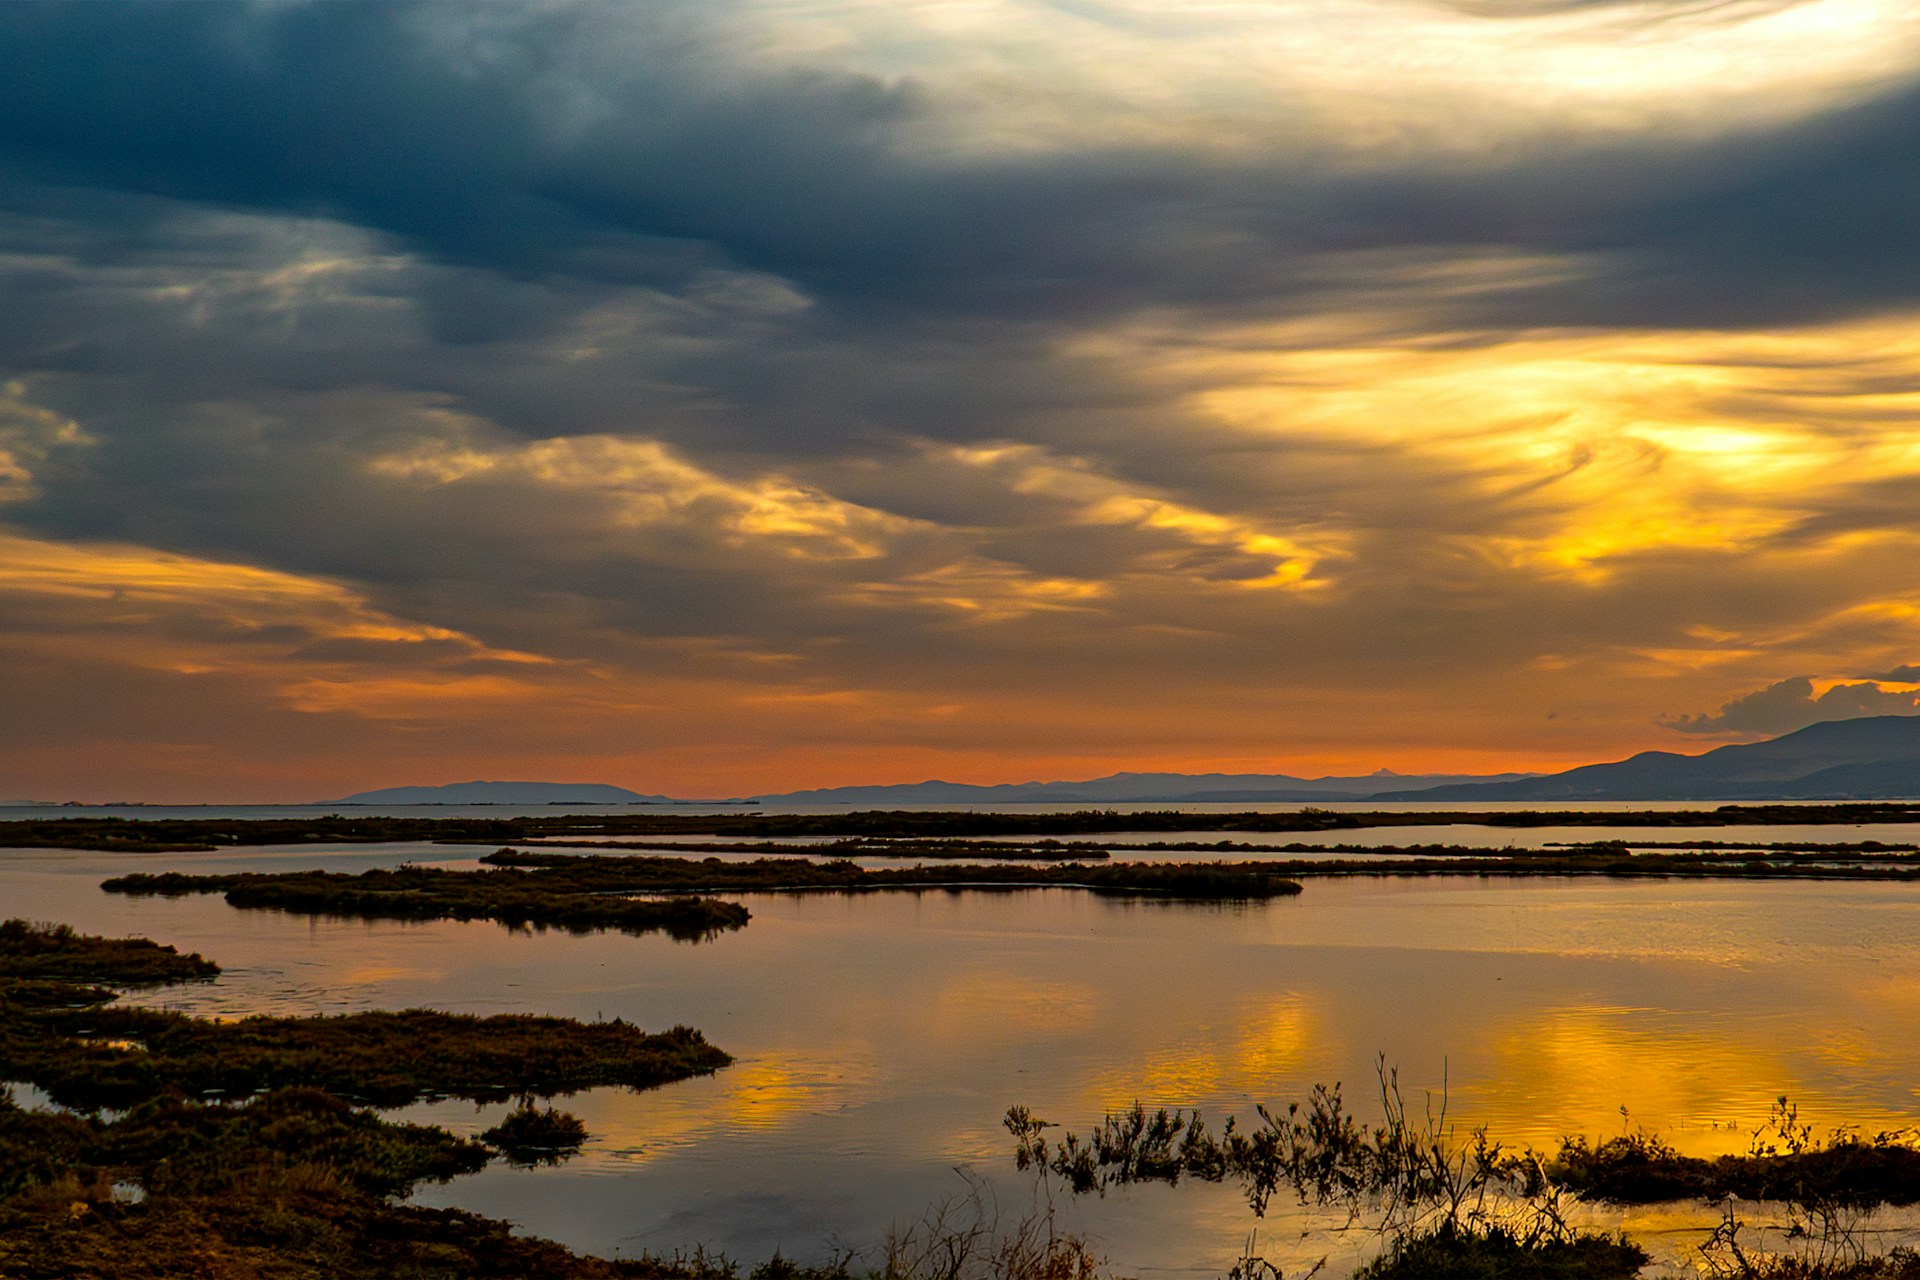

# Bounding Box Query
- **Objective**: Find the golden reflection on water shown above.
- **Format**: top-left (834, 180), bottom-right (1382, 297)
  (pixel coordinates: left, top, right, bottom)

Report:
top-left (1480, 1005), bottom-right (1798, 1157)
top-left (713, 1057), bottom-right (854, 1132)
top-left (582, 1057), bottom-right (852, 1155)
top-left (336, 963), bottom-right (436, 987)
top-left (1082, 993), bottom-right (1322, 1107)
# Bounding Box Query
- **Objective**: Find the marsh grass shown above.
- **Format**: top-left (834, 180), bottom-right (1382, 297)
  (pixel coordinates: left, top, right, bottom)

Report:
top-left (1009, 1070), bottom-right (1920, 1280)
top-left (1351, 1222), bottom-right (1648, 1280)
top-left (1008, 1061), bottom-right (1650, 1279)
top-left (481, 1101), bottom-right (590, 1166)
top-left (1621, 1099), bottom-right (1920, 1280)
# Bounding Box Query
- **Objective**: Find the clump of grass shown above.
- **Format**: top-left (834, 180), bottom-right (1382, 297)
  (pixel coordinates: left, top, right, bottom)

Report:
top-left (481, 1102), bottom-right (589, 1166)
top-left (1553, 1099), bottom-right (1920, 1208)
top-left (1354, 1222), bottom-right (1647, 1279)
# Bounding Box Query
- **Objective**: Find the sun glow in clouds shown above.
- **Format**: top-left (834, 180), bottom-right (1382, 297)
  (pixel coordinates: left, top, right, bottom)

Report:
top-left (5, 0), bottom-right (1920, 795)
top-left (729, 0), bottom-right (1920, 154)
top-left (1163, 314), bottom-right (1920, 578)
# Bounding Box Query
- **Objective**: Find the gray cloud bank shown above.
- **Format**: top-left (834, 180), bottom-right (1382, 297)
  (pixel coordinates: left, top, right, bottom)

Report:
top-left (5, 1), bottom-right (1917, 335)
top-left (1662, 677), bottom-right (1920, 736)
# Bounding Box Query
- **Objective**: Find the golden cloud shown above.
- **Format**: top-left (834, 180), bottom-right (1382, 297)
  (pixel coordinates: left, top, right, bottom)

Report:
top-left (372, 433), bottom-right (921, 562)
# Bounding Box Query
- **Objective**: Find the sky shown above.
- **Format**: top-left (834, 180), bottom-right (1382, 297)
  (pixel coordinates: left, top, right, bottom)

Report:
top-left (5, 0), bottom-right (1920, 801)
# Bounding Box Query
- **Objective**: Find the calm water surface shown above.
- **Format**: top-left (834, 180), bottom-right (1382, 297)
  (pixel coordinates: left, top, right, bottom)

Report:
top-left (6, 843), bottom-right (1920, 1275)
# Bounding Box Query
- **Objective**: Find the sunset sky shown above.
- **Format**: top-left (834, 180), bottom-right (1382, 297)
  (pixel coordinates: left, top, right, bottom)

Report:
top-left (5, 0), bottom-right (1920, 801)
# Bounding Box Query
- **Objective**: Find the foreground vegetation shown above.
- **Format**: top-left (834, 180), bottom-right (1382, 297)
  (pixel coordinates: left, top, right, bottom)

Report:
top-left (0, 920), bottom-right (734, 1278)
top-left (1009, 1069), bottom-right (1920, 1280)
top-left (8, 802), bottom-right (1920, 852)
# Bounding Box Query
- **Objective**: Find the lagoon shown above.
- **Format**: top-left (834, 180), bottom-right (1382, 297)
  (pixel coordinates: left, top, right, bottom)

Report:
top-left (6, 840), bottom-right (1920, 1275)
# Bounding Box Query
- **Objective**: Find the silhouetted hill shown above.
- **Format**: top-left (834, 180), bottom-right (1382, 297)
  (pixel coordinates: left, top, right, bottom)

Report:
top-left (1378, 716), bottom-right (1920, 801)
top-left (328, 781), bottom-right (674, 805)
top-left (753, 769), bottom-right (1536, 805)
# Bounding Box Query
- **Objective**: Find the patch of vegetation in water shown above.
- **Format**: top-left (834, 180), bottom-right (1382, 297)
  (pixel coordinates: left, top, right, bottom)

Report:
top-left (526, 836), bottom-right (1117, 860)
top-left (6, 1004), bottom-right (731, 1112)
top-left (1353, 1222), bottom-right (1648, 1280)
top-left (0, 1086), bottom-right (488, 1201)
top-left (472, 849), bottom-right (1305, 899)
top-left (101, 865), bottom-right (753, 939)
top-left (96, 855), bottom-right (1302, 945)
top-left (1551, 1104), bottom-right (1920, 1208)
top-left (486, 839), bottom-right (1920, 885)
top-left (481, 1101), bottom-right (590, 1166)
top-left (1274, 847), bottom-right (1920, 881)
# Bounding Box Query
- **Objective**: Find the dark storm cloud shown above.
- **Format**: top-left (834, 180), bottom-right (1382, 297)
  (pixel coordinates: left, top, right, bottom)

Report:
top-left (4, 0), bottom-right (1916, 344)
top-left (1662, 676), bottom-right (1920, 735)
top-left (0, 1), bottom-right (1041, 315)
top-left (1536, 93), bottom-right (1920, 328)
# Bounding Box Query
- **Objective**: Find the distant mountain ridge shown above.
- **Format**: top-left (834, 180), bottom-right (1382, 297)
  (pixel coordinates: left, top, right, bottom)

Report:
top-left (750, 769), bottom-right (1537, 805)
top-left (322, 717), bottom-right (1920, 807)
top-left (329, 781), bottom-right (674, 805)
top-left (1375, 715), bottom-right (1920, 801)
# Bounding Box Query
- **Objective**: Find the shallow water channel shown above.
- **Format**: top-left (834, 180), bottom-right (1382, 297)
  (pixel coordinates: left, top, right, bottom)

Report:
top-left (7, 840), bottom-right (1920, 1275)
